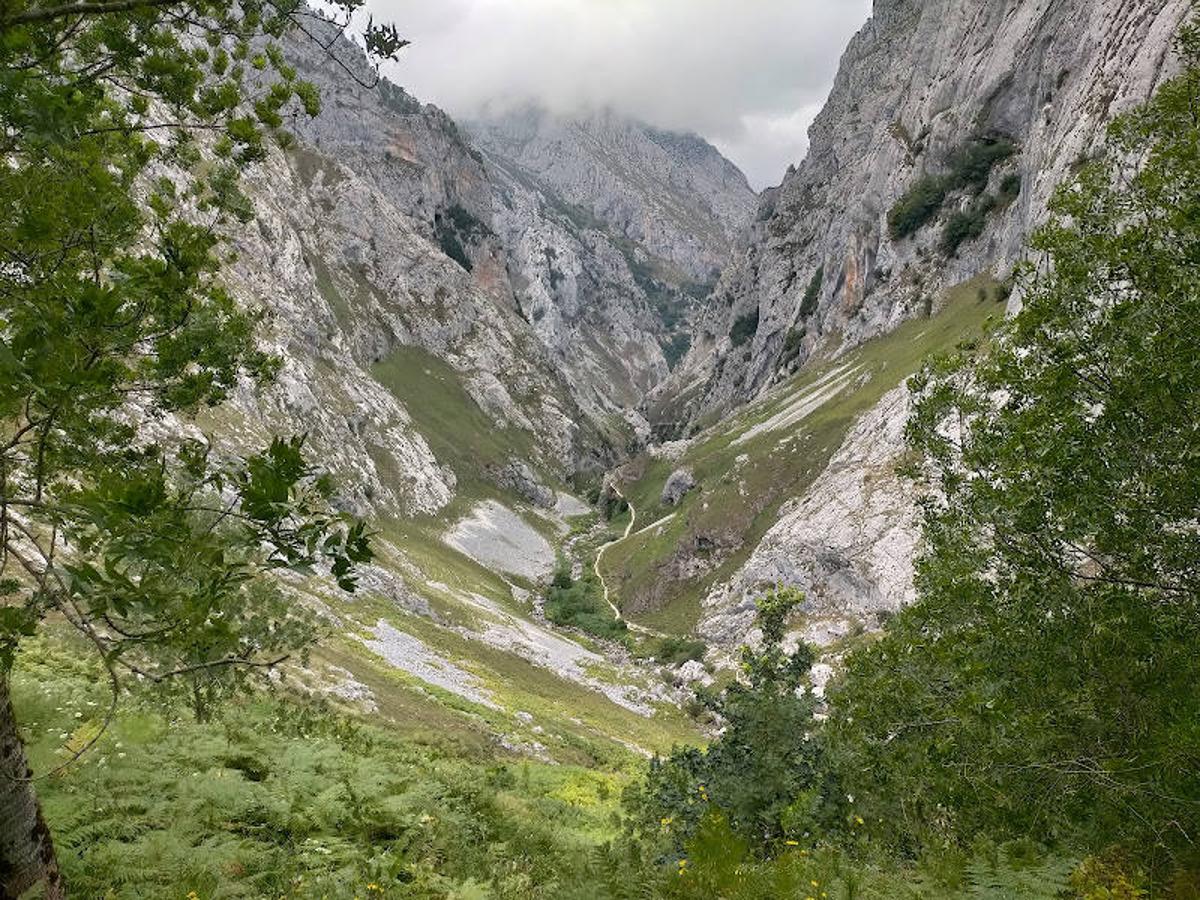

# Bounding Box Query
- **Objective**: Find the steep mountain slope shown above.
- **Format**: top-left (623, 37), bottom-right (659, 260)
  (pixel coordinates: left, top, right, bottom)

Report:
top-left (157, 25), bottom-right (763, 760)
top-left (656, 0), bottom-right (1190, 427)
top-left (600, 276), bottom-right (1002, 650)
top-left (466, 107), bottom-right (756, 417)
top-left (616, 0), bottom-right (1190, 655)
top-left (468, 107), bottom-right (756, 284)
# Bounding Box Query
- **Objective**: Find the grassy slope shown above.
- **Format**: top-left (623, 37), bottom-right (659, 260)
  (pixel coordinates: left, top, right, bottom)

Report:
top-left (290, 343), bottom-right (703, 759)
top-left (14, 636), bottom-right (629, 899)
top-left (600, 276), bottom-right (1005, 634)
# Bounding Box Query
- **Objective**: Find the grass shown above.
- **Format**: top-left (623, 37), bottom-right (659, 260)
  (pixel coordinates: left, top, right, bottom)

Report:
top-left (12, 634), bottom-right (632, 899)
top-left (598, 275), bottom-right (1006, 635)
top-left (370, 345), bottom-right (540, 495)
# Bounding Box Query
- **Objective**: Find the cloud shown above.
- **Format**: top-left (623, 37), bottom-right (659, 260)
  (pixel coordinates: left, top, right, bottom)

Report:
top-left (369, 0), bottom-right (871, 189)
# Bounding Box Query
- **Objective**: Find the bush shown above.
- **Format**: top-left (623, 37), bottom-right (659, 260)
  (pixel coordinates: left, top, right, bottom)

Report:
top-left (637, 636), bottom-right (707, 666)
top-left (940, 194), bottom-right (997, 255)
top-left (433, 204), bottom-right (491, 271)
top-left (888, 134), bottom-right (1017, 240)
top-left (544, 566), bottom-right (628, 643)
top-left (626, 588), bottom-right (822, 850)
top-left (663, 333), bottom-right (691, 369)
top-left (888, 174), bottom-right (950, 239)
top-left (798, 266), bottom-right (824, 319)
top-left (730, 308), bottom-right (760, 347)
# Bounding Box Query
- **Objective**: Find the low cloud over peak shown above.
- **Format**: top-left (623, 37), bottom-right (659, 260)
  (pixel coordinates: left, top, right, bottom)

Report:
top-left (371, 0), bottom-right (871, 190)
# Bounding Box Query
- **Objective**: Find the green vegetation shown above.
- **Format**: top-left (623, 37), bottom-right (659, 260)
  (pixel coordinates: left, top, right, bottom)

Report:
top-left (798, 266), bottom-right (824, 319)
top-left (18, 637), bottom-right (631, 899)
top-left (434, 203), bottom-right (492, 271)
top-left (0, 0), bottom-right (400, 891)
top-left (371, 346), bottom-right (537, 493)
top-left (627, 589), bottom-right (820, 850)
top-left (940, 193), bottom-right (997, 255)
top-left (833, 25), bottom-right (1200, 866)
top-left (622, 22), bottom-right (1200, 898)
top-left (634, 635), bottom-right (707, 667)
top-left (888, 134), bottom-right (1017, 240)
top-left (662, 333), bottom-right (692, 370)
top-left (729, 308), bottom-right (761, 347)
top-left (601, 272), bottom-right (1002, 633)
top-left (544, 559), bottom-right (629, 643)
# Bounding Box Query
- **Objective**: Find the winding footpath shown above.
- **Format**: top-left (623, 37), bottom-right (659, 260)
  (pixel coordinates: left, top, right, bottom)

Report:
top-left (592, 486), bottom-right (672, 639)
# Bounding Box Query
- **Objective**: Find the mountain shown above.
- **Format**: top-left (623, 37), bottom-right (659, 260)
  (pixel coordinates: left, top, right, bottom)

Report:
top-left (619, 0), bottom-right (1191, 654)
top-left (655, 0), bottom-right (1190, 427)
top-left (466, 106), bottom-right (756, 417)
top-left (139, 21), bottom-right (762, 765)
top-left (467, 106), bottom-right (755, 284)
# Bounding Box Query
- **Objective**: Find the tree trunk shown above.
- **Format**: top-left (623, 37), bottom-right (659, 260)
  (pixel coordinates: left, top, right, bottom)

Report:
top-left (0, 673), bottom-right (64, 900)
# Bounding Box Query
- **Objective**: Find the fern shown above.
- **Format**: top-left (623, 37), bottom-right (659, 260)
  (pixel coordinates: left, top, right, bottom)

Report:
top-left (965, 845), bottom-right (1078, 899)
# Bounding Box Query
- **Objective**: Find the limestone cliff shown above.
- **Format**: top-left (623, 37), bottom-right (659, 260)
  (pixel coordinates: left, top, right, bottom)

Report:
top-left (207, 26), bottom-right (755, 520)
top-left (659, 0), bottom-right (1190, 426)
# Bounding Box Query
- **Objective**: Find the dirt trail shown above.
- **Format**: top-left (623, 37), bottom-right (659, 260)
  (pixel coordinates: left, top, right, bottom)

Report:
top-left (592, 486), bottom-right (670, 639)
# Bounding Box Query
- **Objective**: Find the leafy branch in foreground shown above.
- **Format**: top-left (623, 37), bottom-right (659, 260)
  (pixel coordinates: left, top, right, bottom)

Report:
top-left (828, 18), bottom-right (1200, 872)
top-left (0, 0), bottom-right (402, 894)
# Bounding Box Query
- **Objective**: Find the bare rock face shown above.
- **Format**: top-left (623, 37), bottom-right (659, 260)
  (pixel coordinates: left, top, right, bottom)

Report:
top-left (660, 468), bottom-right (697, 507)
top-left (466, 106), bottom-right (757, 418)
top-left (658, 0), bottom-right (1191, 426)
top-left (469, 106), bottom-right (757, 283)
top-left (699, 387), bottom-right (919, 650)
top-left (208, 25), bottom-right (758, 519)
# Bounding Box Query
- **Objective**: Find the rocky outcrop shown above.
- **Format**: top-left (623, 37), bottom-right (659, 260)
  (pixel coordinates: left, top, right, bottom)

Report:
top-left (660, 468), bottom-right (696, 507)
top-left (658, 0), bottom-right (1190, 426)
top-left (699, 387), bottom-right (919, 650)
top-left (469, 107), bottom-right (756, 283)
top-left (468, 106), bottom-right (756, 417)
top-left (205, 24), bottom-right (761, 520)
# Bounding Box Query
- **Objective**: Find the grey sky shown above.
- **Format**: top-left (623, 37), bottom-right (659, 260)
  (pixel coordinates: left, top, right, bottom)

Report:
top-left (370, 0), bottom-right (872, 190)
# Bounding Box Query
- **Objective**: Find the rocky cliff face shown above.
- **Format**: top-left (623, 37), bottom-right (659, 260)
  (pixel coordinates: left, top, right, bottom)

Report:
top-left (207, 27), bottom-right (756, 519)
top-left (659, 0), bottom-right (1190, 426)
top-left (467, 107), bottom-right (756, 418)
top-left (469, 107), bottom-right (756, 284)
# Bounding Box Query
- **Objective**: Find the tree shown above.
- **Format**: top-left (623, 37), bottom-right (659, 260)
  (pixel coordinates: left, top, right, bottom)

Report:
top-left (0, 0), bottom-right (403, 893)
top-left (627, 587), bottom-right (823, 853)
top-left (828, 19), bottom-right (1200, 868)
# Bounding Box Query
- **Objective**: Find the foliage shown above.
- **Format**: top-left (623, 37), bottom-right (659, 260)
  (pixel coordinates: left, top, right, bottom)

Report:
top-left (888, 173), bottom-right (952, 240)
top-left (799, 266), bottom-right (824, 319)
top-left (729, 308), bottom-right (760, 348)
top-left (940, 193), bottom-right (997, 255)
top-left (888, 135), bottom-right (1016, 239)
top-left (544, 560), bottom-right (628, 643)
top-left (15, 636), bottom-right (629, 899)
top-left (626, 588), bottom-right (823, 852)
top-left (830, 20), bottom-right (1200, 870)
top-left (662, 333), bottom-right (692, 370)
top-left (0, 0), bottom-right (403, 887)
top-left (635, 636), bottom-right (707, 667)
top-left (434, 203), bottom-right (492, 271)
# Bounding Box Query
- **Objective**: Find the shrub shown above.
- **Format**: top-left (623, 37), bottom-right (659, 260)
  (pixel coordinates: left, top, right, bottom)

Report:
top-left (888, 134), bottom-right (1017, 240)
top-left (888, 174), bottom-right (950, 239)
top-left (798, 266), bottom-right (824, 319)
top-left (637, 636), bottom-right (708, 666)
top-left (730, 308), bottom-right (760, 347)
top-left (626, 588), bottom-right (822, 850)
top-left (781, 326), bottom-right (806, 365)
top-left (544, 568), bottom-right (628, 643)
top-left (998, 172), bottom-right (1022, 206)
top-left (434, 204), bottom-right (491, 271)
top-left (663, 333), bottom-right (691, 369)
top-left (940, 194), bottom-right (997, 255)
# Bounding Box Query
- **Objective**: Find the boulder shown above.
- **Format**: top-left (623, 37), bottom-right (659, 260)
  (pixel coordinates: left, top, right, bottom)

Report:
top-left (660, 467), bottom-right (696, 506)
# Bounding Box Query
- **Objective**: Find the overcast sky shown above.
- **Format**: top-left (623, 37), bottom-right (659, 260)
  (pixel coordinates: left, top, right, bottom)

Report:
top-left (370, 0), bottom-right (872, 190)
